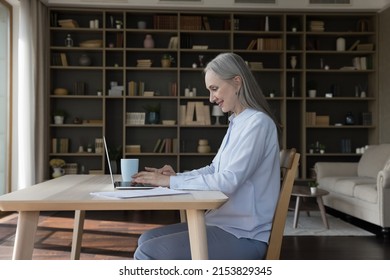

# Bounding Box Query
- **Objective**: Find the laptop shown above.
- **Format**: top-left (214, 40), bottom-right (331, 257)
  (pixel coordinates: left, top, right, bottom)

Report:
top-left (103, 136), bottom-right (154, 190)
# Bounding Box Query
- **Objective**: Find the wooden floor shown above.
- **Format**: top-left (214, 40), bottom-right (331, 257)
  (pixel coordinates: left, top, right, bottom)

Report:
top-left (0, 210), bottom-right (389, 260)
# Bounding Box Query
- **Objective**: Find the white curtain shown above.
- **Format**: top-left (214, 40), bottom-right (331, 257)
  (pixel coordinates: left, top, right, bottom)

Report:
top-left (13, 0), bottom-right (48, 190)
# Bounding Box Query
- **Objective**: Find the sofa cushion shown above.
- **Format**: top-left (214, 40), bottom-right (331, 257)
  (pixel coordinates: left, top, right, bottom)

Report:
top-left (319, 176), bottom-right (375, 197)
top-left (357, 144), bottom-right (390, 178)
top-left (354, 184), bottom-right (377, 203)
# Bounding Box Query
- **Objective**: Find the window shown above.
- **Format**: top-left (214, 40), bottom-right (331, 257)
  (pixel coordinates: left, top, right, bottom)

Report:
top-left (0, 0), bottom-right (11, 195)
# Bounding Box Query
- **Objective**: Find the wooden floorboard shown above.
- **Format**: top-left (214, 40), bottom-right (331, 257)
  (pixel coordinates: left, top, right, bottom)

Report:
top-left (0, 210), bottom-right (389, 260)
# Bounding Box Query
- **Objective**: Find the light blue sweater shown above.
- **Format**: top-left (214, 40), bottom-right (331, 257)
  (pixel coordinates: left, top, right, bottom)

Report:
top-left (170, 108), bottom-right (280, 243)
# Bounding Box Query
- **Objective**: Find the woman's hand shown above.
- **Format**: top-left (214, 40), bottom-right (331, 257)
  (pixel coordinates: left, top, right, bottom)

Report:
top-left (144, 165), bottom-right (176, 176)
top-left (131, 165), bottom-right (175, 187)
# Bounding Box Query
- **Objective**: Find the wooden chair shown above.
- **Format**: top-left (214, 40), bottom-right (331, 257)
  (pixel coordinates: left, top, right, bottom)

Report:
top-left (265, 148), bottom-right (300, 260)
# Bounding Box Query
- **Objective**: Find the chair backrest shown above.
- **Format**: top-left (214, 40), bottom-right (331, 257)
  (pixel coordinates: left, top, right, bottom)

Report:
top-left (265, 148), bottom-right (300, 260)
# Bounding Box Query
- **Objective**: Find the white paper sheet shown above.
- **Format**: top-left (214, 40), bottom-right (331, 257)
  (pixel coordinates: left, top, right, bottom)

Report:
top-left (90, 187), bottom-right (189, 199)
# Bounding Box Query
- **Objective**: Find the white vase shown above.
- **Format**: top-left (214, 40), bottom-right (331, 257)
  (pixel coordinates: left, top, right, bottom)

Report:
top-left (308, 89), bottom-right (317, 98)
top-left (310, 187), bottom-right (317, 195)
top-left (336, 37), bottom-right (346, 51)
top-left (143, 34), bottom-right (154, 48)
top-left (290, 56), bottom-right (297, 69)
top-left (54, 116), bottom-right (64, 124)
top-left (52, 167), bottom-right (65, 178)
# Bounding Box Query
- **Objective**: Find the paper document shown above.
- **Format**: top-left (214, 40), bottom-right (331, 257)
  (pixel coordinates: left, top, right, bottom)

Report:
top-left (90, 187), bottom-right (189, 199)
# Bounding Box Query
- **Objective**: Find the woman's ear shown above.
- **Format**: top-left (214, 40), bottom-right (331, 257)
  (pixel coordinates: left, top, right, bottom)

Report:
top-left (233, 75), bottom-right (242, 91)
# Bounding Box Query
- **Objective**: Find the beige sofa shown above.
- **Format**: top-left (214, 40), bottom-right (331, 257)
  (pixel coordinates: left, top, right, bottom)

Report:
top-left (314, 144), bottom-right (390, 234)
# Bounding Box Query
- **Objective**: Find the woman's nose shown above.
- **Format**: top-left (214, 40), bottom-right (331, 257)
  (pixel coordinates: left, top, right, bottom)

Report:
top-left (209, 92), bottom-right (216, 103)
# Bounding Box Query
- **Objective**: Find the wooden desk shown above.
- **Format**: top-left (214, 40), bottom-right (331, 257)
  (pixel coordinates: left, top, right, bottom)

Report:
top-left (0, 175), bottom-right (228, 260)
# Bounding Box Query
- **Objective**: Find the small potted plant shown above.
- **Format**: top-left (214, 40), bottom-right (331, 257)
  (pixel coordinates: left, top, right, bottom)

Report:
top-left (115, 20), bottom-right (123, 29)
top-left (319, 144), bottom-right (326, 154)
top-left (307, 80), bottom-right (318, 98)
top-left (143, 103), bottom-right (161, 124)
top-left (161, 54), bottom-right (174, 68)
top-left (308, 181), bottom-right (319, 194)
top-left (53, 109), bottom-right (67, 124)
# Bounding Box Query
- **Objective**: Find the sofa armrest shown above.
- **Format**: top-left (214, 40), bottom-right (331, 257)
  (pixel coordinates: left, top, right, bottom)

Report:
top-left (314, 162), bottom-right (358, 179)
top-left (377, 169), bottom-right (390, 189)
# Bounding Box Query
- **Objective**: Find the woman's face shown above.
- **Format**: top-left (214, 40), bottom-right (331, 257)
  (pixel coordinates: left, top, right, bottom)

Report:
top-left (205, 70), bottom-right (244, 115)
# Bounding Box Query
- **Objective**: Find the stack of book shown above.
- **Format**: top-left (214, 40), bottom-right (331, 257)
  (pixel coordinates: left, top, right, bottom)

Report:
top-left (58, 19), bottom-right (79, 28)
top-left (126, 112), bottom-right (146, 125)
top-left (137, 59), bottom-right (152, 67)
top-left (64, 163), bottom-right (78, 174)
top-left (310, 21), bottom-right (325, 32)
top-left (52, 138), bottom-right (69, 153)
top-left (249, 62), bottom-right (263, 70)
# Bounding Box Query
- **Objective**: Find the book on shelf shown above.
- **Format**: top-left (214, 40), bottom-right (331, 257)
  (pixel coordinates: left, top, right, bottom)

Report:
top-left (73, 81), bottom-right (86, 95)
top-left (169, 82), bottom-right (177, 96)
top-left (95, 138), bottom-right (104, 154)
top-left (341, 139), bottom-right (352, 153)
top-left (116, 33), bottom-right (124, 48)
top-left (58, 19), bottom-right (79, 28)
top-left (168, 36), bottom-right (178, 49)
top-left (202, 16), bottom-right (210, 30)
top-left (247, 39), bottom-right (257, 50)
top-left (153, 138), bottom-right (163, 153)
top-left (179, 105), bottom-right (187, 125)
top-left (52, 138), bottom-right (69, 153)
top-left (128, 81), bottom-right (138, 96)
top-left (158, 139), bottom-right (167, 153)
top-left (356, 43), bottom-right (374, 51)
top-left (152, 138), bottom-right (176, 153)
top-left (180, 15), bottom-right (202, 30)
top-left (305, 112), bottom-right (317, 126)
top-left (203, 105), bottom-right (211, 125)
top-left (348, 40), bottom-right (360, 51)
top-left (361, 112), bottom-right (372, 126)
top-left (126, 112), bottom-right (146, 125)
top-left (137, 59), bottom-right (152, 67)
top-left (352, 56), bottom-right (368, 70)
top-left (256, 38), bottom-right (282, 51)
top-left (184, 101), bottom-right (211, 125)
top-left (52, 53), bottom-right (68, 66)
top-left (60, 53), bottom-right (68, 66)
top-left (128, 80), bottom-right (147, 96)
top-left (153, 14), bottom-right (178, 29)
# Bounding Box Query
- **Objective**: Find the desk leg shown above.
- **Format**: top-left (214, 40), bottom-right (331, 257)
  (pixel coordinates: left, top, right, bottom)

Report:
top-left (71, 210), bottom-right (85, 260)
top-left (316, 197), bottom-right (329, 229)
top-left (13, 211), bottom-right (40, 260)
top-left (293, 197), bottom-right (301, 228)
top-left (186, 209), bottom-right (208, 260)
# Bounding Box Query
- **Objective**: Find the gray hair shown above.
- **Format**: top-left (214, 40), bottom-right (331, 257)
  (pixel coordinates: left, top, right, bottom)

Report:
top-left (204, 52), bottom-right (281, 142)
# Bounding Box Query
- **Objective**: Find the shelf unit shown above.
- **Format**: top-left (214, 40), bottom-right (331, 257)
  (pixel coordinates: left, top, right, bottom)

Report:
top-left (48, 8), bottom-right (378, 179)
